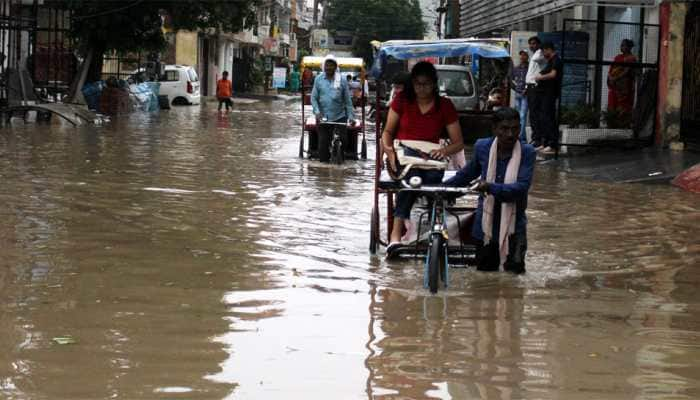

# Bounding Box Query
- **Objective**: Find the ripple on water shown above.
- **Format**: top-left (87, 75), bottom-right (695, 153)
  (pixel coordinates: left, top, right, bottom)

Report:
top-left (2, 101), bottom-right (700, 400)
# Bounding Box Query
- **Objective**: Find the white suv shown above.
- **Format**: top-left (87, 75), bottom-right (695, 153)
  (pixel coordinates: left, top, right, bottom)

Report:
top-left (133, 65), bottom-right (201, 106)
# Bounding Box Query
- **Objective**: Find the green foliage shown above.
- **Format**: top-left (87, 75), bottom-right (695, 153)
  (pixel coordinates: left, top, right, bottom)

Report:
top-left (249, 57), bottom-right (265, 87)
top-left (61, 0), bottom-right (258, 54)
top-left (325, 0), bottom-right (425, 62)
top-left (602, 108), bottom-right (633, 129)
top-left (560, 104), bottom-right (600, 128)
top-left (64, 1), bottom-right (164, 53)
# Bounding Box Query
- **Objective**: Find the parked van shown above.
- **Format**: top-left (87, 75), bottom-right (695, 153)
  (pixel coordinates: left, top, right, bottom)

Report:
top-left (435, 64), bottom-right (477, 112)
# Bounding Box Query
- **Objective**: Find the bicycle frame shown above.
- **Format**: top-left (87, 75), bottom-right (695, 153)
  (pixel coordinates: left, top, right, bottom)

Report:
top-left (396, 184), bottom-right (477, 291)
top-left (319, 121), bottom-right (349, 164)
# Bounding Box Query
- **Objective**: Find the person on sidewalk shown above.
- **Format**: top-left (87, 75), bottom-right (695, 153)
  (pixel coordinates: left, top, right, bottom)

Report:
top-left (302, 67), bottom-right (314, 90)
top-left (511, 50), bottom-right (529, 143)
top-left (534, 42), bottom-right (563, 154)
top-left (310, 54), bottom-right (355, 162)
top-left (216, 71), bottom-right (233, 111)
top-left (290, 66), bottom-right (300, 93)
top-left (445, 107), bottom-right (535, 274)
top-left (607, 39), bottom-right (637, 115)
top-left (525, 36), bottom-right (546, 148)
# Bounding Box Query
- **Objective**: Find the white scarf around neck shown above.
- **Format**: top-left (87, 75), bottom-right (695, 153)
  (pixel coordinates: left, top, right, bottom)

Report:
top-left (481, 138), bottom-right (522, 269)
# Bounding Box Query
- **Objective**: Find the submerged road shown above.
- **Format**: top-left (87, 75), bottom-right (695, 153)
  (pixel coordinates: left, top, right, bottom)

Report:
top-left (1, 100), bottom-right (699, 399)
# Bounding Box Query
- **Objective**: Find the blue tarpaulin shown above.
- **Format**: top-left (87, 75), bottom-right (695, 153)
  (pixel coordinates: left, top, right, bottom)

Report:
top-left (371, 40), bottom-right (510, 78)
top-left (81, 81), bottom-right (105, 111)
top-left (130, 82), bottom-right (160, 112)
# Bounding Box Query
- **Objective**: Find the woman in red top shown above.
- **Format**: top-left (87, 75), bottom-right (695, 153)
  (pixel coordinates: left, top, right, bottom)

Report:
top-left (607, 39), bottom-right (637, 115)
top-left (382, 61), bottom-right (464, 247)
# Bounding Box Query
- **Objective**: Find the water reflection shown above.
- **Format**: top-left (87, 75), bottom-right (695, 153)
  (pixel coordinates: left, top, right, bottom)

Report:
top-left (365, 283), bottom-right (530, 399)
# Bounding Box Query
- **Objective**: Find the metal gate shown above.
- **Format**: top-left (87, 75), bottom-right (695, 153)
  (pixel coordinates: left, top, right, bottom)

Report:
top-left (682, 3), bottom-right (700, 144)
top-left (556, 17), bottom-right (660, 149)
top-left (0, 0), bottom-right (74, 105)
top-left (102, 51), bottom-right (143, 81)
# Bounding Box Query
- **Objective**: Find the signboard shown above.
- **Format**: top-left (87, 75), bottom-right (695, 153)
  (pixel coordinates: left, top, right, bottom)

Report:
top-left (273, 67), bottom-right (287, 89)
top-left (510, 31), bottom-right (537, 65)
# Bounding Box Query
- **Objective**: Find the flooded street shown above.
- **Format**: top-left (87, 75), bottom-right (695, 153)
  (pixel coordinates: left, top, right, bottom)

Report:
top-left (1, 100), bottom-right (699, 399)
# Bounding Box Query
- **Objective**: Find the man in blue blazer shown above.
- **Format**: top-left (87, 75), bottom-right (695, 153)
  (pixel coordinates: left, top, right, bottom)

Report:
top-left (446, 107), bottom-right (536, 274)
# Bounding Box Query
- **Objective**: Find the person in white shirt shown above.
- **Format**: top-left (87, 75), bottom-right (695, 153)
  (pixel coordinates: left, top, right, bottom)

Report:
top-left (525, 36), bottom-right (547, 148)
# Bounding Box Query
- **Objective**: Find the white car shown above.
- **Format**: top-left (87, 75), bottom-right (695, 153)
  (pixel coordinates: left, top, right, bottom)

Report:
top-left (133, 65), bottom-right (201, 106)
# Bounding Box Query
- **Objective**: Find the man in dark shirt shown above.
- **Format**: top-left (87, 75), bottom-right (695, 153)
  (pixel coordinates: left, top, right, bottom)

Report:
top-left (535, 42), bottom-right (563, 154)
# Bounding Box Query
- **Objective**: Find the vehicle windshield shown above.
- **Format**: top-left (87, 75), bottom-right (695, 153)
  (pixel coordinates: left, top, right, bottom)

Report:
top-left (437, 70), bottom-right (474, 97)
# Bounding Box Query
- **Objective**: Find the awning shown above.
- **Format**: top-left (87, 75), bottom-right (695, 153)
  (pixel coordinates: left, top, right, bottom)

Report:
top-left (371, 39), bottom-right (510, 78)
top-left (377, 39), bottom-right (510, 60)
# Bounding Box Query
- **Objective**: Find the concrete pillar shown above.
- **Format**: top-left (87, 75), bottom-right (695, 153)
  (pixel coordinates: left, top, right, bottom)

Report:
top-left (657, 1), bottom-right (688, 146)
top-left (175, 31), bottom-right (198, 67)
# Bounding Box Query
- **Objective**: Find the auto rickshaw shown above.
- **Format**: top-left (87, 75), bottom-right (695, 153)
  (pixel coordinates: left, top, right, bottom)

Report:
top-left (299, 56), bottom-right (368, 161)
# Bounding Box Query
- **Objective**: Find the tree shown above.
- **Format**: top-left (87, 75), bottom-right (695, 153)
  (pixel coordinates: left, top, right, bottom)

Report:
top-left (61, 0), bottom-right (259, 82)
top-left (325, 0), bottom-right (424, 62)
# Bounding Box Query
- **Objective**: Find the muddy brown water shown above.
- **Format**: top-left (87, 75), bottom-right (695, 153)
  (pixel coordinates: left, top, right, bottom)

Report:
top-left (1, 101), bottom-right (699, 399)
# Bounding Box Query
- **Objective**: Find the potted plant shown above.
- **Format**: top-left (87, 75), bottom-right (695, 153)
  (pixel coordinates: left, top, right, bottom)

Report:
top-left (559, 104), bottom-right (599, 128)
top-left (602, 108), bottom-right (633, 129)
top-left (247, 57), bottom-right (266, 94)
top-left (577, 105), bottom-right (600, 128)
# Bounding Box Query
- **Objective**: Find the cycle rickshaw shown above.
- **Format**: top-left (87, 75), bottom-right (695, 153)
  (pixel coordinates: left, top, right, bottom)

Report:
top-left (368, 39), bottom-right (511, 293)
top-left (298, 56), bottom-right (369, 162)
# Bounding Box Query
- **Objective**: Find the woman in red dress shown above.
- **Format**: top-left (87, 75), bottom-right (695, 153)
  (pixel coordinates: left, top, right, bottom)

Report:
top-left (607, 39), bottom-right (637, 114)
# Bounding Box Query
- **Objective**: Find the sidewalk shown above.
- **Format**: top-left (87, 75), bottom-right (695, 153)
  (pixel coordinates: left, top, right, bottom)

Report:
top-left (547, 147), bottom-right (700, 183)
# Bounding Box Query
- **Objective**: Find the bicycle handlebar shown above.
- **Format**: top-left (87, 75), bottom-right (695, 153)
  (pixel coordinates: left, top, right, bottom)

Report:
top-left (399, 183), bottom-right (478, 195)
top-left (319, 120), bottom-right (355, 126)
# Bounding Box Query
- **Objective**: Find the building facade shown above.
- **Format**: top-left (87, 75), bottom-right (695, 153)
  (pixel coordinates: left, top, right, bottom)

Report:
top-left (458, 0), bottom-right (698, 147)
top-left (161, 0), bottom-right (304, 95)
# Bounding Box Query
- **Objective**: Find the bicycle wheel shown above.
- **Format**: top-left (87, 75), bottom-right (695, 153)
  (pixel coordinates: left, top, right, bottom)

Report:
top-left (333, 137), bottom-right (344, 165)
top-left (428, 233), bottom-right (444, 294)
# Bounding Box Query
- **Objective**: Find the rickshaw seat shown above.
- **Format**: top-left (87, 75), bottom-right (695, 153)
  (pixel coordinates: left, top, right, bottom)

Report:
top-left (305, 115), bottom-right (362, 132)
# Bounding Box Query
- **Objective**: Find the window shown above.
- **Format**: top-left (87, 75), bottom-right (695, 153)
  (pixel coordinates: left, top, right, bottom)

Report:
top-left (437, 70), bottom-right (474, 97)
top-left (187, 68), bottom-right (199, 82)
top-left (160, 70), bottom-right (179, 82)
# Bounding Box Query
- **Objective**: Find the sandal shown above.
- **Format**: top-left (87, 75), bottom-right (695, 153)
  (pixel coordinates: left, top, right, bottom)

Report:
top-left (385, 242), bottom-right (402, 259)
